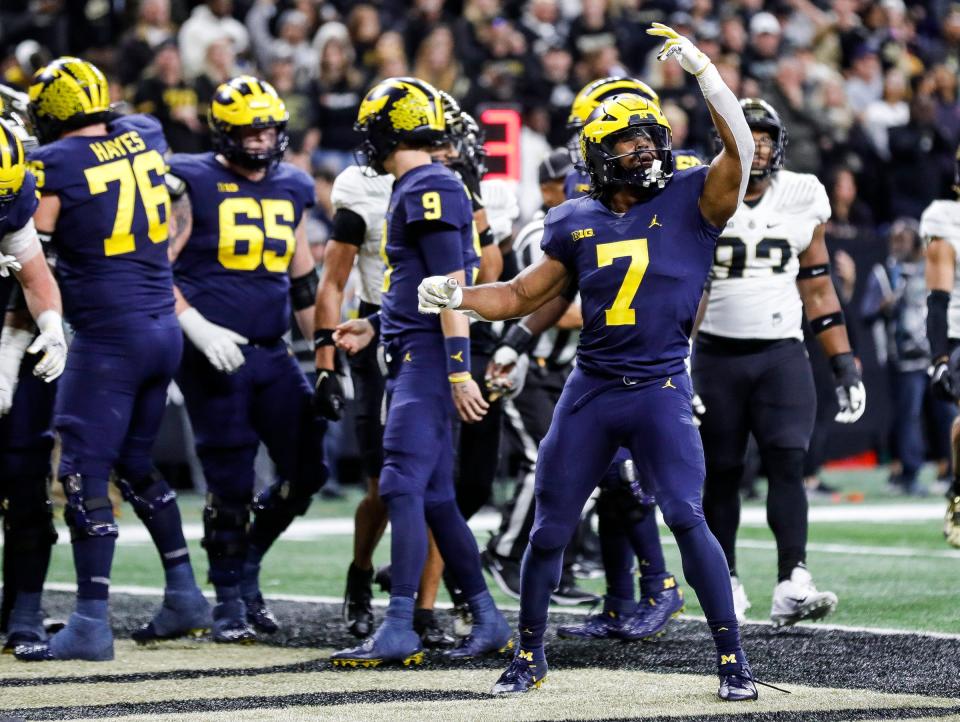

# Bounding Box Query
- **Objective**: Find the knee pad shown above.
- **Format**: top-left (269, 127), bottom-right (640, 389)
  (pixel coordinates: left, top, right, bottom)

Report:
top-left (760, 447), bottom-right (806, 488)
top-left (201, 493), bottom-right (250, 562)
top-left (114, 468), bottom-right (177, 521)
top-left (659, 497), bottom-right (704, 535)
top-left (60, 474), bottom-right (118, 542)
top-left (2, 478), bottom-right (58, 552)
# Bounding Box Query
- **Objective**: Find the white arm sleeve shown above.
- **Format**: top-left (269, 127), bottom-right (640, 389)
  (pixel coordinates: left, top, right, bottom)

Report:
top-left (0, 218), bottom-right (42, 265)
top-left (696, 64), bottom-right (755, 206)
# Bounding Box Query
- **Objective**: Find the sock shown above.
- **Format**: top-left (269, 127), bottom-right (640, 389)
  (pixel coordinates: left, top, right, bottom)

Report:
top-left (628, 512), bottom-right (670, 599)
top-left (425, 499), bottom-right (486, 598)
top-left (465, 590), bottom-right (499, 624)
top-left (673, 521), bottom-right (741, 660)
top-left (386, 494), bottom-right (427, 599)
top-left (240, 546), bottom-right (266, 599)
top-left (518, 544), bottom-right (564, 651)
top-left (142, 501), bottom-right (193, 573)
top-left (76, 598), bottom-right (109, 621)
top-left (383, 595), bottom-right (415, 630)
top-left (164, 562), bottom-right (196, 593)
top-left (73, 507), bottom-right (116, 602)
top-left (215, 585), bottom-right (241, 604)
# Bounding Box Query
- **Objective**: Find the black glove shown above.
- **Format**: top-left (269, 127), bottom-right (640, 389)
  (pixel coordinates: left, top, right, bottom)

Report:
top-left (930, 359), bottom-right (957, 401)
top-left (313, 368), bottom-right (344, 421)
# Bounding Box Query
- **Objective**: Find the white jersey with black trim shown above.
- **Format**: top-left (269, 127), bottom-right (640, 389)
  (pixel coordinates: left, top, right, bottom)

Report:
top-left (920, 198), bottom-right (960, 339)
top-left (330, 164), bottom-right (394, 306)
top-left (513, 211), bottom-right (578, 366)
top-left (700, 169), bottom-right (832, 341)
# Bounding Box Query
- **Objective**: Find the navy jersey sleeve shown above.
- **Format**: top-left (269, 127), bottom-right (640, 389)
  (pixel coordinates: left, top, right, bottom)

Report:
top-left (402, 172), bottom-right (469, 229)
top-left (286, 165), bottom-right (316, 216)
top-left (120, 113), bottom-right (169, 155)
top-left (6, 170), bottom-right (38, 231)
top-left (27, 145), bottom-right (64, 194)
top-left (540, 201), bottom-right (577, 268)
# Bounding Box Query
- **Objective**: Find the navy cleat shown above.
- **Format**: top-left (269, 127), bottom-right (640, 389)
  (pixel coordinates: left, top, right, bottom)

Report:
top-left (3, 608), bottom-right (47, 654)
top-left (446, 613), bottom-right (513, 659)
top-left (15, 613), bottom-right (114, 661)
top-left (619, 576), bottom-right (685, 641)
top-left (343, 563), bottom-right (375, 639)
top-left (491, 648), bottom-right (548, 694)
top-left (132, 588), bottom-right (212, 644)
top-left (244, 593), bottom-right (279, 635)
top-left (557, 596), bottom-right (635, 640)
top-left (718, 650), bottom-right (758, 701)
top-left (212, 600), bottom-right (256, 644)
top-left (330, 621), bottom-right (424, 668)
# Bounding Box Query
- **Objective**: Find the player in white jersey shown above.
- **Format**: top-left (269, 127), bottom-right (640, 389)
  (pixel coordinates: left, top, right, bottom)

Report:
top-left (920, 142), bottom-right (960, 548)
top-left (313, 162), bottom-right (394, 640)
top-left (693, 99), bottom-right (865, 627)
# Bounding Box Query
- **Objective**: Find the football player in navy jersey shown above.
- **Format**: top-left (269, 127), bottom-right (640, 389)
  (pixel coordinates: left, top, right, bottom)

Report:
top-left (0, 111), bottom-right (67, 653)
top-left (166, 76), bottom-right (327, 643)
top-left (419, 26), bottom-right (759, 699)
top-left (328, 77), bottom-right (510, 668)
top-left (16, 58), bottom-right (208, 662)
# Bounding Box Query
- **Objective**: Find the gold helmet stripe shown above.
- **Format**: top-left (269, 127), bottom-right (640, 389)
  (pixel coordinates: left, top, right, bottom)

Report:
top-left (0, 129), bottom-right (10, 171)
top-left (52, 64), bottom-right (95, 113)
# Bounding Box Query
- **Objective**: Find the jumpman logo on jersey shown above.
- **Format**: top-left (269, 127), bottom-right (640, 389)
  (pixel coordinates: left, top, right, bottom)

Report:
top-left (403, 352), bottom-right (413, 362)
top-left (450, 350), bottom-right (464, 363)
top-left (662, 377), bottom-right (676, 389)
top-left (649, 214), bottom-right (663, 228)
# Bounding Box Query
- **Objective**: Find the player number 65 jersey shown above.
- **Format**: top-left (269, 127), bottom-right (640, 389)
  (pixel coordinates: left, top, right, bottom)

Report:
top-left (699, 170), bottom-right (831, 341)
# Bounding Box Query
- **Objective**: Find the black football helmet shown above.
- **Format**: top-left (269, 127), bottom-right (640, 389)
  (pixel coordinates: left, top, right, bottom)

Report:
top-left (740, 98), bottom-right (787, 179)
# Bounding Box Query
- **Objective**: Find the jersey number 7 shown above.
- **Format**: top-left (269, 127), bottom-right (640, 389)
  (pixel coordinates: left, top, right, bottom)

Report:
top-left (84, 150), bottom-right (170, 257)
top-left (597, 238), bottom-right (649, 326)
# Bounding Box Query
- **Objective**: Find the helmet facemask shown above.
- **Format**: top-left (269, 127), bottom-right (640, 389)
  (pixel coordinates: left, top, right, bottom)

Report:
top-left (585, 122), bottom-right (674, 196)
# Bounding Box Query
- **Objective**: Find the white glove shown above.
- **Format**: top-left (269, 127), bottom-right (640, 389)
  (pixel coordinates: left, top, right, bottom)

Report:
top-left (480, 179), bottom-right (520, 243)
top-left (178, 307), bottom-right (249, 373)
top-left (834, 381), bottom-right (866, 424)
top-left (418, 276), bottom-right (462, 314)
top-left (648, 23), bottom-right (710, 75)
top-left (0, 253), bottom-right (22, 277)
top-left (28, 310), bottom-right (67, 382)
top-left (486, 344), bottom-right (529, 401)
top-left (0, 326), bottom-right (33, 416)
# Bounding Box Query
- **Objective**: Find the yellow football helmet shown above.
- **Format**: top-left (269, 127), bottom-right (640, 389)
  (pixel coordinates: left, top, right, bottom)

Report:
top-left (355, 77), bottom-right (446, 173)
top-left (210, 75), bottom-right (289, 169)
top-left (567, 77), bottom-right (660, 130)
top-left (0, 118), bottom-right (26, 217)
top-left (28, 57), bottom-right (112, 143)
top-left (580, 95), bottom-right (674, 194)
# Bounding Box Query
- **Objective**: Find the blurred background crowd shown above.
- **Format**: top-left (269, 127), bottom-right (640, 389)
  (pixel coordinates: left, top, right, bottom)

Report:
top-left (2, 0), bottom-right (958, 495)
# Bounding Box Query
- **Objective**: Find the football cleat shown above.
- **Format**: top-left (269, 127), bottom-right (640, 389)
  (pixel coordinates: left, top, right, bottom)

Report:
top-left (330, 622), bottom-right (424, 668)
top-left (3, 607), bottom-right (47, 653)
top-left (770, 566), bottom-right (837, 627)
top-left (491, 648), bottom-right (548, 694)
top-left (414, 608), bottom-right (455, 649)
top-left (450, 602), bottom-right (473, 638)
top-left (445, 611), bottom-right (513, 660)
top-left (717, 650), bottom-right (758, 701)
top-left (344, 563), bottom-right (375, 638)
top-left (619, 578), bottom-right (684, 641)
top-left (551, 570), bottom-right (601, 606)
top-left (244, 593), bottom-right (279, 635)
top-left (14, 613), bottom-right (114, 662)
top-left (731, 575), bottom-right (751, 624)
top-left (557, 595), bottom-right (635, 640)
top-left (212, 600), bottom-right (256, 644)
top-left (132, 588), bottom-right (211, 644)
top-left (481, 549), bottom-right (521, 600)
top-left (3, 629), bottom-right (44, 654)
top-left (374, 564), bottom-right (392, 594)
top-left (945, 495), bottom-right (960, 548)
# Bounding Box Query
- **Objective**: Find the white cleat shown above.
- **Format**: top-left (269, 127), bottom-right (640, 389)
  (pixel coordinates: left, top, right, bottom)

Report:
top-left (730, 575), bottom-right (751, 625)
top-left (770, 566), bottom-right (838, 628)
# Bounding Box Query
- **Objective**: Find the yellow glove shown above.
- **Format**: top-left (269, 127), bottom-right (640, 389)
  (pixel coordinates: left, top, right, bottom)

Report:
top-left (647, 23), bottom-right (710, 75)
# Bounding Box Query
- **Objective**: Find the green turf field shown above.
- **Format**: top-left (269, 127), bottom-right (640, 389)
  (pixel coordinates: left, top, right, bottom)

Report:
top-left (36, 467), bottom-right (960, 634)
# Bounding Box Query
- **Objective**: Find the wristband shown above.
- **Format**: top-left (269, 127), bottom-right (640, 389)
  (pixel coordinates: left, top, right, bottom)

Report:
top-left (314, 328), bottom-right (335, 349)
top-left (810, 311), bottom-right (844, 335)
top-left (366, 311), bottom-right (381, 337)
top-left (445, 336), bottom-right (471, 376)
top-left (927, 289), bottom-right (950, 361)
top-left (448, 371), bottom-right (472, 383)
top-left (797, 263), bottom-right (830, 281)
top-left (502, 322), bottom-right (535, 355)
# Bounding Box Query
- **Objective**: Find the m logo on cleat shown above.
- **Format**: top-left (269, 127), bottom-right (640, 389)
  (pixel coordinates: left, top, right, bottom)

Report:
top-left (518, 650), bottom-right (534, 662)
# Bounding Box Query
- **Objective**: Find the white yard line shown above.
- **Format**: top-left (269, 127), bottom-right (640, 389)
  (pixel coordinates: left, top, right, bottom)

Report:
top-left (97, 503), bottom-right (948, 545)
top-left (42, 582), bottom-right (960, 641)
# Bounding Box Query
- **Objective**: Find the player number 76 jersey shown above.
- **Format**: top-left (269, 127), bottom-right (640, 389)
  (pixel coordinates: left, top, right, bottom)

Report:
top-left (699, 170), bottom-right (831, 341)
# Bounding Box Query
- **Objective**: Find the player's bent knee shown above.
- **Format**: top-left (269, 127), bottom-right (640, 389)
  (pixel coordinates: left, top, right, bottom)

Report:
top-left (201, 493), bottom-right (250, 575)
top-left (114, 467), bottom-right (177, 521)
top-left (660, 497), bottom-right (705, 535)
top-left (60, 474), bottom-right (118, 542)
top-left (759, 447), bottom-right (805, 487)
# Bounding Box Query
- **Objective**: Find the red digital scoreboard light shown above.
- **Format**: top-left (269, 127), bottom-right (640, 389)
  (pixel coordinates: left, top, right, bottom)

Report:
top-left (479, 106), bottom-right (521, 182)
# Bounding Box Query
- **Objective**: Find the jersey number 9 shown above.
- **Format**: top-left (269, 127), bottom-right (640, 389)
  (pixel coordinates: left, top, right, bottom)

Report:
top-left (218, 198), bottom-right (296, 272)
top-left (84, 150), bottom-right (170, 257)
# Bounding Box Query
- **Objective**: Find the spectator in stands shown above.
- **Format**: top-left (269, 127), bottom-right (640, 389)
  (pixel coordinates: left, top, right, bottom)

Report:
top-left (133, 40), bottom-right (205, 153)
top-left (118, 0), bottom-right (176, 87)
top-left (266, 50), bottom-right (316, 156)
top-left (524, 44), bottom-right (576, 148)
top-left (311, 22), bottom-right (364, 173)
top-left (743, 11), bottom-right (783, 83)
top-left (246, 2), bottom-right (316, 86)
top-left (193, 35), bottom-right (239, 126)
top-left (764, 55), bottom-right (824, 174)
top-left (371, 31), bottom-right (410, 82)
top-left (519, 0), bottom-right (569, 57)
top-left (178, 0), bottom-right (249, 79)
top-left (862, 67), bottom-right (910, 160)
top-left (345, 3), bottom-right (385, 82)
top-left (412, 24), bottom-right (469, 97)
